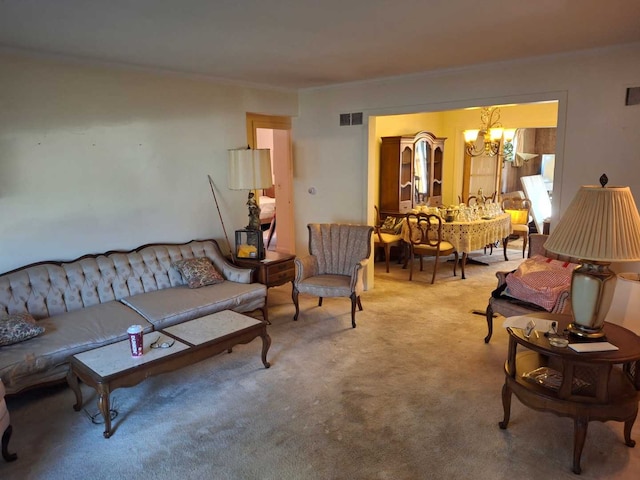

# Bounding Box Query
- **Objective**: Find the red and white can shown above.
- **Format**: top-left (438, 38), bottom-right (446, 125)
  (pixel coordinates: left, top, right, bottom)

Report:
top-left (127, 325), bottom-right (144, 357)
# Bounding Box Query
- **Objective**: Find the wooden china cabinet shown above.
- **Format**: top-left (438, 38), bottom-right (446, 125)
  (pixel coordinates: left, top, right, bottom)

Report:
top-left (379, 131), bottom-right (446, 216)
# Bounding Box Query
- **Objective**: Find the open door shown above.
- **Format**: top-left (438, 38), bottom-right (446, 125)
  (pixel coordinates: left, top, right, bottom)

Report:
top-left (246, 113), bottom-right (295, 254)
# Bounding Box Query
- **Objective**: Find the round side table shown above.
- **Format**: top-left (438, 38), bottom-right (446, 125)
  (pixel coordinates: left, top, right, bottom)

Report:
top-left (500, 313), bottom-right (640, 474)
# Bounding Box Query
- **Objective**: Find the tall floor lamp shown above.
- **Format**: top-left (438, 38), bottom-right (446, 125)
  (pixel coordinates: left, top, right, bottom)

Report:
top-left (228, 147), bottom-right (273, 259)
top-left (543, 176), bottom-right (640, 338)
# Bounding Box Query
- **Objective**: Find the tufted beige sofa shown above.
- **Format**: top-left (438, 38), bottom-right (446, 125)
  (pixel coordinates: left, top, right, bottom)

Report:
top-left (0, 239), bottom-right (267, 395)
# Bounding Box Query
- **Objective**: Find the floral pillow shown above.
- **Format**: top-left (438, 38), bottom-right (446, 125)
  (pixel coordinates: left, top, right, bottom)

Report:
top-left (172, 257), bottom-right (225, 289)
top-left (380, 216), bottom-right (405, 234)
top-left (0, 312), bottom-right (45, 347)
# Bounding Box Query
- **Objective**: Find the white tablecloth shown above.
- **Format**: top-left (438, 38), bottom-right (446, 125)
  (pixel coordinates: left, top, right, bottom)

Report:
top-left (402, 213), bottom-right (512, 254)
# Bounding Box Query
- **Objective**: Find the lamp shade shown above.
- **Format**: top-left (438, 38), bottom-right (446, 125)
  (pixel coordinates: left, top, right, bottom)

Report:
top-left (544, 185), bottom-right (640, 262)
top-left (228, 148), bottom-right (273, 190)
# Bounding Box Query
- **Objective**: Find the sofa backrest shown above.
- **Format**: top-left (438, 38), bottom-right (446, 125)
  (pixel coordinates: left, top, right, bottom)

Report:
top-left (0, 239), bottom-right (229, 319)
top-left (307, 224), bottom-right (373, 276)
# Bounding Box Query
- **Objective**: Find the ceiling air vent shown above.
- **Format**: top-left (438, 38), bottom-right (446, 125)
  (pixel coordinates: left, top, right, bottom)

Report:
top-left (339, 113), bottom-right (351, 126)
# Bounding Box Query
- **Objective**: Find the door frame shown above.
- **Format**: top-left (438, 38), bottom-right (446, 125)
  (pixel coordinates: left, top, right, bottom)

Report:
top-left (246, 113), bottom-right (295, 254)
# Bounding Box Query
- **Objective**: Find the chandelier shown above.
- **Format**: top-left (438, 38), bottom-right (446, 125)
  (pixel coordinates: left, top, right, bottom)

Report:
top-left (463, 107), bottom-right (516, 162)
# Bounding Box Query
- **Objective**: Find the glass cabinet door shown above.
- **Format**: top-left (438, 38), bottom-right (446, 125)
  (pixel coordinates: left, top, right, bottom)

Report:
top-left (413, 138), bottom-right (429, 205)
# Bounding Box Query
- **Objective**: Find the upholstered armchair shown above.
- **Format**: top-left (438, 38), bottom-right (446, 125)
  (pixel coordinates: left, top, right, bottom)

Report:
top-left (1, 379), bottom-right (17, 462)
top-left (293, 224), bottom-right (374, 328)
top-left (485, 234), bottom-right (575, 343)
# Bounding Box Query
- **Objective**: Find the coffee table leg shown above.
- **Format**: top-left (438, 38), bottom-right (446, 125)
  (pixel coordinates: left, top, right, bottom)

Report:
top-left (97, 385), bottom-right (113, 438)
top-left (261, 331), bottom-right (271, 369)
top-left (66, 369), bottom-right (83, 411)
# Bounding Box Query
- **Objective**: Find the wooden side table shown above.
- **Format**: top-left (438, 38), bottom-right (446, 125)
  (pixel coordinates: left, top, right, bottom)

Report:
top-left (500, 313), bottom-right (640, 474)
top-left (233, 251), bottom-right (296, 288)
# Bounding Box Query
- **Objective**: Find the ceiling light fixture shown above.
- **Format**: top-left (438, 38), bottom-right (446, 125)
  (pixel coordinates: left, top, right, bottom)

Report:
top-left (463, 107), bottom-right (516, 162)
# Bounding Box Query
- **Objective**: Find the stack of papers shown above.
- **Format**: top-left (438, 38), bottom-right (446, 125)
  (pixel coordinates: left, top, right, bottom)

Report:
top-left (568, 342), bottom-right (619, 353)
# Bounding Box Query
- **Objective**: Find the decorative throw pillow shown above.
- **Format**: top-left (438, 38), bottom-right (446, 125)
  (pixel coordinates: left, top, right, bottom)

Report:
top-left (381, 216), bottom-right (404, 235)
top-left (172, 257), bottom-right (225, 289)
top-left (392, 217), bottom-right (406, 234)
top-left (381, 216), bottom-right (397, 232)
top-left (0, 312), bottom-right (45, 347)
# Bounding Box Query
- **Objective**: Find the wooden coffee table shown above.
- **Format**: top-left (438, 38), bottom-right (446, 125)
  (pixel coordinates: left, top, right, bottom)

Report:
top-left (67, 310), bottom-right (271, 438)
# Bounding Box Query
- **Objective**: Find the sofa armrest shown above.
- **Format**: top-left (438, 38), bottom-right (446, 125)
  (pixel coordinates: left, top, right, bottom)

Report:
top-left (219, 262), bottom-right (254, 284)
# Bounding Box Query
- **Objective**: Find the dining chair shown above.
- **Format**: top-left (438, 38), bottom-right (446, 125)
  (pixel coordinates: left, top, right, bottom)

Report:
top-left (466, 195), bottom-right (477, 206)
top-left (373, 206), bottom-right (403, 272)
top-left (502, 197), bottom-right (532, 258)
top-left (405, 213), bottom-right (458, 283)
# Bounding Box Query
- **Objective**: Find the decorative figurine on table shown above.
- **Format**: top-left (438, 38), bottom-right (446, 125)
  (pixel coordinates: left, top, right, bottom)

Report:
top-left (477, 187), bottom-right (487, 205)
top-left (246, 192), bottom-right (262, 231)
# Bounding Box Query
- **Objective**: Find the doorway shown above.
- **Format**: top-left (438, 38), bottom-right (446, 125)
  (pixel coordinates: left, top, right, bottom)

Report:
top-left (246, 113), bottom-right (295, 254)
top-left (367, 100), bottom-right (562, 287)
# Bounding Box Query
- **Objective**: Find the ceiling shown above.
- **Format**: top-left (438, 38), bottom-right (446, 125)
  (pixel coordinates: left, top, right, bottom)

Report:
top-left (1, 0), bottom-right (639, 90)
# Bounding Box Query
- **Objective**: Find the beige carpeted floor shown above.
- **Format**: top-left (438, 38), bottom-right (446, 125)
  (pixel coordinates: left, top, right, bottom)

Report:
top-left (2, 241), bottom-right (639, 480)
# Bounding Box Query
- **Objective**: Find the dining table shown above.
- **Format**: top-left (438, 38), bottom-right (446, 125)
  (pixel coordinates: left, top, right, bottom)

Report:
top-left (401, 212), bottom-right (512, 279)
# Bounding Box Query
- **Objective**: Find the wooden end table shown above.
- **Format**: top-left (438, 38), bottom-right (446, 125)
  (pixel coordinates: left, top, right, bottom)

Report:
top-left (500, 313), bottom-right (640, 474)
top-left (233, 251), bottom-right (295, 288)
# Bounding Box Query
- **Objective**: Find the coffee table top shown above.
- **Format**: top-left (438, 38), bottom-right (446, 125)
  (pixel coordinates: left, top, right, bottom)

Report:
top-left (72, 334), bottom-right (190, 378)
top-left (71, 311), bottom-right (265, 379)
top-left (162, 310), bottom-right (264, 345)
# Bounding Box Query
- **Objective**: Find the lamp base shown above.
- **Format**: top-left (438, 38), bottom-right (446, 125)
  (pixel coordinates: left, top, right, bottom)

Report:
top-left (569, 261), bottom-right (616, 339)
top-left (566, 323), bottom-right (606, 339)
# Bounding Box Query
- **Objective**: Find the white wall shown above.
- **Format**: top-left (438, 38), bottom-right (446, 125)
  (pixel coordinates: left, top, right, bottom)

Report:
top-left (293, 43), bottom-right (640, 275)
top-left (4, 44), bottom-right (640, 277)
top-left (0, 52), bottom-right (297, 273)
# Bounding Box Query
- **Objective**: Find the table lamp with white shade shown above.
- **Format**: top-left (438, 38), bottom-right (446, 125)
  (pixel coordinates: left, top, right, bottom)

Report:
top-left (543, 175), bottom-right (640, 338)
top-left (228, 147), bottom-right (273, 259)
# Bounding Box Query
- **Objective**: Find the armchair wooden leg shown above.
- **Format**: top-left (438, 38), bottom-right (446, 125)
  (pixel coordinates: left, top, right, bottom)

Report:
top-left (350, 293), bottom-right (357, 328)
top-left (485, 304), bottom-right (495, 343)
top-left (318, 297), bottom-right (323, 307)
top-left (522, 234), bottom-right (528, 258)
top-left (292, 287), bottom-right (300, 321)
top-left (2, 425), bottom-right (17, 462)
